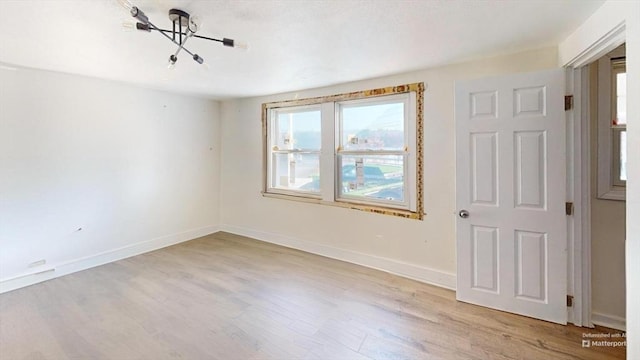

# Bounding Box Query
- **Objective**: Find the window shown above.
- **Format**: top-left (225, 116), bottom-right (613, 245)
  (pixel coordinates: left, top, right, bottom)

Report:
top-left (611, 60), bottom-right (626, 186)
top-left (596, 52), bottom-right (626, 200)
top-left (267, 106), bottom-right (322, 196)
top-left (337, 95), bottom-right (415, 210)
top-left (263, 83), bottom-right (424, 219)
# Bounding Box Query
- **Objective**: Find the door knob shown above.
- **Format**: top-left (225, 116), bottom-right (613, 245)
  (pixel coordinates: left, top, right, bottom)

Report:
top-left (459, 210), bottom-right (470, 218)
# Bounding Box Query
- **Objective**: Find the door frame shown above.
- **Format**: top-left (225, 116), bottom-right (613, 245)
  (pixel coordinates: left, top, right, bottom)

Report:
top-left (565, 22), bottom-right (626, 328)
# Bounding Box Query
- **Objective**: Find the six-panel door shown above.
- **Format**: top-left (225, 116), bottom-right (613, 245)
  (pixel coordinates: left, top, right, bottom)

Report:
top-left (455, 69), bottom-right (567, 324)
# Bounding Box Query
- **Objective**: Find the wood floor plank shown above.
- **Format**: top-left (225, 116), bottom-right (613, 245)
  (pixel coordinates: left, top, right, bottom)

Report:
top-left (0, 232), bottom-right (626, 359)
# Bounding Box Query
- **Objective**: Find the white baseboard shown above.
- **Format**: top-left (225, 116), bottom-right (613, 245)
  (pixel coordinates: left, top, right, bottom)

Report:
top-left (219, 224), bottom-right (456, 290)
top-left (592, 312), bottom-right (626, 331)
top-left (0, 225), bottom-right (220, 294)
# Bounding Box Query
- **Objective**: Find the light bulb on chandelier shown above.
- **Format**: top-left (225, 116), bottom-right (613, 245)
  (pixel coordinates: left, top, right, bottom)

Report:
top-left (121, 20), bottom-right (135, 32)
top-left (168, 55), bottom-right (178, 70)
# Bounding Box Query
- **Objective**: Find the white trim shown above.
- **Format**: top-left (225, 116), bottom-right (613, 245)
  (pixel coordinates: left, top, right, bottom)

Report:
top-left (579, 66), bottom-right (594, 328)
top-left (566, 68), bottom-right (578, 326)
top-left (322, 101), bottom-right (336, 202)
top-left (562, 23), bottom-right (625, 68)
top-left (592, 312), bottom-right (627, 331)
top-left (0, 225), bottom-right (219, 294)
top-left (219, 224), bottom-right (456, 290)
top-left (567, 67), bottom-right (593, 328)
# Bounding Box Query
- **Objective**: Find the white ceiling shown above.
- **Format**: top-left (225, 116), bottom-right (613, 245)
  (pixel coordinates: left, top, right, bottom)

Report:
top-left (0, 0), bottom-right (604, 99)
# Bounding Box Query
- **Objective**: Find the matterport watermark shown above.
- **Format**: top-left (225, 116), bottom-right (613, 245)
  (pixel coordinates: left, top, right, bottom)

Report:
top-left (581, 332), bottom-right (626, 348)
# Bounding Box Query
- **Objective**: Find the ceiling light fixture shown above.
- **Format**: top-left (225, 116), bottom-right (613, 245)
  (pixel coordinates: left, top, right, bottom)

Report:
top-left (117, 0), bottom-right (248, 69)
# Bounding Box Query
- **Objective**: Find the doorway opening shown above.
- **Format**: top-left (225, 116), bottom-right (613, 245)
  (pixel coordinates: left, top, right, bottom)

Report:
top-left (587, 44), bottom-right (627, 330)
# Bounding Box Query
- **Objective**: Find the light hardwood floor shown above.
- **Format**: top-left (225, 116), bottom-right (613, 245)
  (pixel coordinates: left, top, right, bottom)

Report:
top-left (0, 232), bottom-right (625, 359)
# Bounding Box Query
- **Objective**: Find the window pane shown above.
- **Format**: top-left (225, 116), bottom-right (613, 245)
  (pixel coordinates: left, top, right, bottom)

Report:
top-left (272, 153), bottom-right (320, 192)
top-left (620, 130), bottom-right (627, 181)
top-left (339, 155), bottom-right (404, 202)
top-left (276, 110), bottom-right (321, 150)
top-left (342, 102), bottom-right (404, 150)
top-left (616, 73), bottom-right (626, 125)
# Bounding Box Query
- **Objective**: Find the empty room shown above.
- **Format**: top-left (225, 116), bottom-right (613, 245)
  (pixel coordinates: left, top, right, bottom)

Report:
top-left (1, 0), bottom-right (638, 359)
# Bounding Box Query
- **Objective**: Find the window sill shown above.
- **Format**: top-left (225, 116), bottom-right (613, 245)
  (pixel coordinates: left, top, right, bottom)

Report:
top-left (597, 188), bottom-right (626, 201)
top-left (261, 191), bottom-right (424, 220)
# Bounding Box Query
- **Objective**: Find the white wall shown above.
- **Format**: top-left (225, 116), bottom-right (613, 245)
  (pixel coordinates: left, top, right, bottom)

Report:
top-left (560, 0), bottom-right (639, 355)
top-left (625, 4), bottom-right (640, 357)
top-left (0, 67), bottom-right (221, 291)
top-left (219, 47), bottom-right (558, 288)
top-left (627, 12), bottom-right (640, 358)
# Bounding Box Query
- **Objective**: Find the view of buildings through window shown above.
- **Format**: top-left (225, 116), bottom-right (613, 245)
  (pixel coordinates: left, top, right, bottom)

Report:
top-left (271, 108), bottom-right (321, 193)
top-left (265, 88), bottom-right (419, 214)
top-left (338, 100), bottom-right (406, 203)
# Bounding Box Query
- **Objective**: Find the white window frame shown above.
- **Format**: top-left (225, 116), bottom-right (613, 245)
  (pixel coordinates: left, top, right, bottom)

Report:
top-left (335, 94), bottom-right (416, 211)
top-left (596, 55), bottom-right (626, 201)
top-left (265, 104), bottom-right (323, 198)
top-left (611, 60), bottom-right (626, 188)
top-left (262, 83), bottom-right (424, 219)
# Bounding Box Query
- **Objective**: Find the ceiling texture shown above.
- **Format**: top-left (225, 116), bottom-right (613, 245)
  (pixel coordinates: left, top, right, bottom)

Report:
top-left (0, 0), bottom-right (604, 99)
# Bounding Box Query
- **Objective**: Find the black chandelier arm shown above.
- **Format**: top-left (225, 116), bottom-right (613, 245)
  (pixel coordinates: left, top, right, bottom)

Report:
top-left (151, 27), bottom-right (225, 44)
top-left (172, 30), bottom-right (195, 59)
top-left (147, 21), bottom-right (197, 58)
top-left (178, 15), bottom-right (183, 44)
top-left (137, 24), bottom-right (229, 46)
top-left (193, 33), bottom-right (225, 44)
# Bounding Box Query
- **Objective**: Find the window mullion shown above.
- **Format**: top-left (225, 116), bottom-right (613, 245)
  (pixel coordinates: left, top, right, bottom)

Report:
top-left (320, 102), bottom-right (335, 202)
top-left (267, 110), bottom-right (276, 190)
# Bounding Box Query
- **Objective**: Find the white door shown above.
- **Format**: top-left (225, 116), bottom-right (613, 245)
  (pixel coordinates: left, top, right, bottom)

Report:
top-left (455, 69), bottom-right (567, 324)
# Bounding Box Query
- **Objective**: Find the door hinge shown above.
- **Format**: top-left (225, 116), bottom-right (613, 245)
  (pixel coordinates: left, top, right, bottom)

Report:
top-left (565, 202), bottom-right (574, 216)
top-left (564, 95), bottom-right (573, 111)
top-left (567, 295), bottom-right (574, 307)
